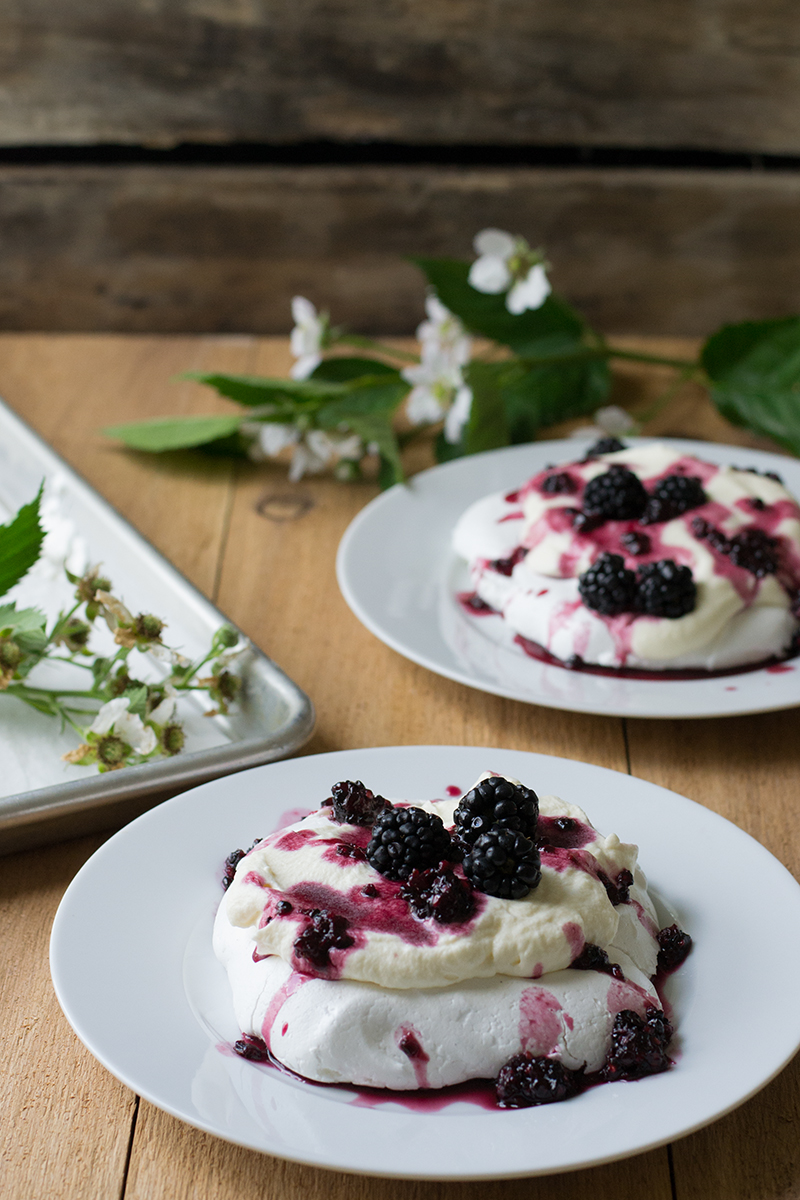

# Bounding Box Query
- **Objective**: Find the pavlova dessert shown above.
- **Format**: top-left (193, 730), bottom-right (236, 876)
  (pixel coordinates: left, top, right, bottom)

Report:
top-left (214, 773), bottom-right (691, 1106)
top-left (453, 437), bottom-right (800, 674)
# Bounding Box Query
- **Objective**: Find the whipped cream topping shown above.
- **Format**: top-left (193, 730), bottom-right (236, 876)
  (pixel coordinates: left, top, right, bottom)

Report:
top-left (222, 791), bottom-right (649, 990)
top-left (453, 442), bottom-right (800, 670)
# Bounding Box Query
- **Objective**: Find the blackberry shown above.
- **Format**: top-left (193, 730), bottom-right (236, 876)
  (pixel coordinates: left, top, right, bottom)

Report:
top-left (657, 924), bottom-right (693, 973)
top-left (733, 465), bottom-right (784, 485)
top-left (400, 866), bottom-right (474, 924)
top-left (582, 466), bottom-right (648, 521)
top-left (603, 1009), bottom-right (673, 1082)
top-left (584, 436), bottom-right (627, 457)
top-left (495, 1053), bottom-right (582, 1107)
top-left (570, 509), bottom-right (604, 534)
top-left (463, 828), bottom-right (542, 899)
top-left (540, 471), bottom-right (577, 496)
top-left (578, 553), bottom-right (637, 616)
top-left (620, 530), bottom-right (651, 556)
top-left (599, 868), bottom-right (634, 906)
top-left (293, 908), bottom-right (354, 969)
top-left (221, 838), bottom-right (262, 890)
top-left (233, 1034), bottom-right (269, 1062)
top-left (727, 529), bottom-right (779, 577)
top-left (569, 943), bottom-right (624, 980)
top-left (327, 779), bottom-right (389, 826)
top-left (640, 474), bottom-right (707, 525)
top-left (491, 546), bottom-right (528, 576)
top-left (692, 519), bottom-right (779, 578)
top-left (366, 805), bottom-right (453, 881)
top-left (636, 559), bottom-right (697, 619)
top-left (454, 774), bottom-right (539, 845)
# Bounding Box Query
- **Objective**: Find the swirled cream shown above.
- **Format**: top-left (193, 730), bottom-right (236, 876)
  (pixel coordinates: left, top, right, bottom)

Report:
top-left (214, 778), bottom-right (669, 1090)
top-left (453, 442), bottom-right (800, 671)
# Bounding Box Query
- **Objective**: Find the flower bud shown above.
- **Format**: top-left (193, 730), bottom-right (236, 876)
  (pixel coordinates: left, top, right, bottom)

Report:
top-left (0, 637), bottom-right (22, 670)
top-left (214, 626), bottom-right (239, 649)
top-left (160, 723), bottom-right (186, 756)
top-left (135, 613), bottom-right (164, 642)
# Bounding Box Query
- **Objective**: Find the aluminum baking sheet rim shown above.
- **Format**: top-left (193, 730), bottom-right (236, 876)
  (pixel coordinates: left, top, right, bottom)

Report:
top-left (0, 398), bottom-right (315, 844)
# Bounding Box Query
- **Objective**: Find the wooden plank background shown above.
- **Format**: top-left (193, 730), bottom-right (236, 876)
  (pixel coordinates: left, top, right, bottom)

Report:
top-left (3, 164), bottom-right (800, 335)
top-left (2, 0), bottom-right (800, 152)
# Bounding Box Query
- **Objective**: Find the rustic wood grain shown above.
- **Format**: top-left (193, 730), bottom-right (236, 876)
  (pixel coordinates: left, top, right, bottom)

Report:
top-left (5, 166), bottom-right (800, 337)
top-left (0, 833), bottom-right (136, 1200)
top-left (0, 334), bottom-right (797, 1200)
top-left (3, 1), bottom-right (800, 152)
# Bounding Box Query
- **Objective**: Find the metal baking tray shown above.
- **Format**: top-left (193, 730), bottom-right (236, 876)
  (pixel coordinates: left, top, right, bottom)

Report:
top-left (0, 399), bottom-right (314, 854)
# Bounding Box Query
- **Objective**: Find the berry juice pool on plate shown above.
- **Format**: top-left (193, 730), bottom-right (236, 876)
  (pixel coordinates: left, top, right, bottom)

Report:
top-left (214, 772), bottom-right (692, 1106)
top-left (453, 437), bottom-right (800, 677)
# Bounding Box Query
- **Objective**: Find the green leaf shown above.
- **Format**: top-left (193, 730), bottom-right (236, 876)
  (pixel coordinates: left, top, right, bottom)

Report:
top-left (412, 258), bottom-right (587, 356)
top-left (437, 362), bottom-right (510, 463)
top-left (500, 358), bottom-right (611, 444)
top-left (0, 485), bottom-right (44, 599)
top-left (104, 415), bottom-right (244, 452)
top-left (122, 685), bottom-right (148, 716)
top-left (0, 603), bottom-right (48, 652)
top-left (183, 371), bottom-right (344, 406)
top-left (311, 357), bottom-right (400, 383)
top-left (702, 318), bottom-right (800, 454)
top-left (317, 378), bottom-right (410, 427)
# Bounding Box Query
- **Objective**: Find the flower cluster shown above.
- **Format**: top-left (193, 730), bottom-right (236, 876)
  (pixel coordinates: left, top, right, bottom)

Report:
top-left (0, 547), bottom-right (247, 772)
top-left (468, 229), bottom-right (551, 314)
top-left (401, 296), bottom-right (474, 444)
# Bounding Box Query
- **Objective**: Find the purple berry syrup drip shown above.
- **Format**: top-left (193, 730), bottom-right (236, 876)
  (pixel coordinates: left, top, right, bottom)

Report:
top-left (400, 866), bottom-right (475, 924)
top-left (233, 1033), bottom-right (269, 1062)
top-left (656, 923), bottom-right (693, 973)
top-left (491, 546), bottom-right (529, 577)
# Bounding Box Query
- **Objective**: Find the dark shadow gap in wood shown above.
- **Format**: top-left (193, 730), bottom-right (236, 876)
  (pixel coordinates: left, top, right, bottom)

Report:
top-left (119, 1093), bottom-right (140, 1200)
top-left (0, 141), bottom-right (790, 172)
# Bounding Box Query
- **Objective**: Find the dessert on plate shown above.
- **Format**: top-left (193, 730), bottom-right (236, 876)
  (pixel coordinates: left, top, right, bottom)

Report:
top-left (214, 773), bottom-right (691, 1106)
top-left (452, 438), bottom-right (800, 674)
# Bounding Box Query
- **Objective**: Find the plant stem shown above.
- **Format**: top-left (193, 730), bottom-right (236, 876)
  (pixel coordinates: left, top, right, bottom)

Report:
top-left (606, 346), bottom-right (703, 372)
top-left (335, 333), bottom-right (419, 364)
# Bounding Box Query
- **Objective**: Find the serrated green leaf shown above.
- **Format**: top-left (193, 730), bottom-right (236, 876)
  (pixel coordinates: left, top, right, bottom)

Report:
top-left (183, 371), bottom-right (344, 406)
top-left (501, 358), bottom-right (611, 443)
top-left (0, 603), bottom-right (48, 652)
top-left (104, 415), bottom-right (244, 452)
top-left (311, 357), bottom-right (400, 383)
top-left (412, 258), bottom-right (587, 355)
top-left (122, 685), bottom-right (148, 716)
top-left (0, 484), bottom-right (44, 599)
top-left (702, 318), bottom-right (800, 454)
top-left (316, 379), bottom-right (410, 426)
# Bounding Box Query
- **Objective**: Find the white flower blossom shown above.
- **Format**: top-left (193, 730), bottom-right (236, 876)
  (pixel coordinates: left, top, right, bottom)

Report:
top-left (90, 697), bottom-right (157, 755)
top-left (444, 385), bottom-right (474, 444)
top-left (468, 228), bottom-right (551, 315)
top-left (290, 296), bottom-right (327, 380)
top-left (571, 405), bottom-right (640, 441)
top-left (402, 297), bottom-right (472, 428)
top-left (149, 693), bottom-right (177, 725)
top-left (289, 429), bottom-right (365, 481)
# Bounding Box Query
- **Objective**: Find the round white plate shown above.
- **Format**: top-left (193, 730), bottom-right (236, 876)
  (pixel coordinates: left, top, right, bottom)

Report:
top-left (336, 438), bottom-right (800, 718)
top-left (51, 746), bottom-right (800, 1179)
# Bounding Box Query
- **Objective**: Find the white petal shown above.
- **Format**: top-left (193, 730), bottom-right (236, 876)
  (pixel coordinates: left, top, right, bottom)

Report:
top-left (258, 423), bottom-right (299, 456)
top-left (114, 709), bottom-right (157, 755)
top-left (149, 696), bottom-right (177, 725)
top-left (291, 296), bottom-right (317, 325)
top-left (290, 353), bottom-right (322, 380)
top-left (473, 228), bottom-right (516, 258)
top-left (406, 386), bottom-right (447, 425)
top-left (594, 405), bottom-right (637, 436)
top-left (468, 255), bottom-right (512, 294)
top-left (423, 294), bottom-right (450, 324)
top-left (334, 434), bottom-right (364, 460)
top-left (90, 696), bottom-right (130, 736)
top-left (506, 264), bottom-right (551, 314)
top-left (444, 386), bottom-right (473, 443)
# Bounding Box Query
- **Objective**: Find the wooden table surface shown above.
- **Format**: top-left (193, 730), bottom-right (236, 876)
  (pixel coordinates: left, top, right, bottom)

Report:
top-left (2, 333), bottom-right (799, 1200)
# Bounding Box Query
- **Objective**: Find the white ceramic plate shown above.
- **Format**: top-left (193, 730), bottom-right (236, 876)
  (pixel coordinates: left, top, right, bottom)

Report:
top-left (51, 746), bottom-right (800, 1179)
top-left (336, 438), bottom-right (800, 718)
